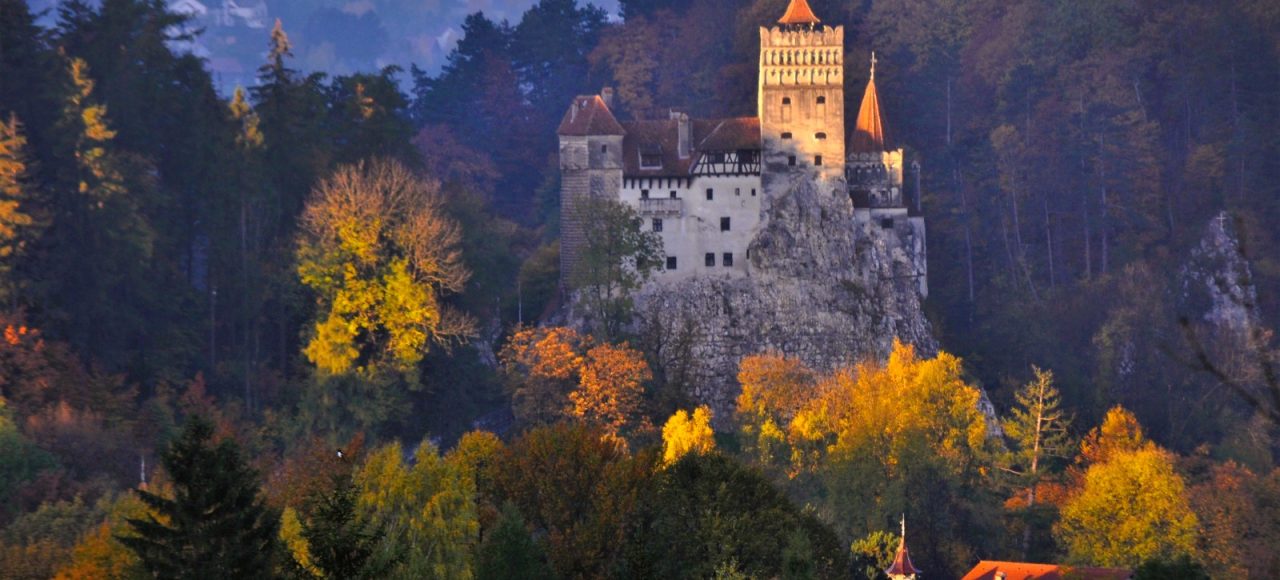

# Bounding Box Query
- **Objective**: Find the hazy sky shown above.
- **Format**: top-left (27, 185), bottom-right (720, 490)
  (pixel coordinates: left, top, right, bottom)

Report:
top-left (27, 0), bottom-right (620, 93)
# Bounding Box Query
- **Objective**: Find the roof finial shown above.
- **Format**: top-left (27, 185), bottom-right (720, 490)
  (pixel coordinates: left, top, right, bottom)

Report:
top-left (871, 51), bottom-right (878, 81)
top-left (900, 513), bottom-right (905, 540)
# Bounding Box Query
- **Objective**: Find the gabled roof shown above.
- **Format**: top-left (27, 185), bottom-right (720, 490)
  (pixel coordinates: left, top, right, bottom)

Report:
top-left (557, 95), bottom-right (625, 136)
top-left (778, 0), bottom-right (820, 25)
top-left (850, 74), bottom-right (886, 153)
top-left (619, 117), bottom-right (761, 176)
top-left (961, 561), bottom-right (1133, 580)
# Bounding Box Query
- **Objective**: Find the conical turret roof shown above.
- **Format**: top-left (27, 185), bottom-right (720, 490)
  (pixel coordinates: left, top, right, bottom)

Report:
top-left (778, 0), bottom-right (820, 25)
top-left (850, 53), bottom-right (887, 153)
top-left (885, 516), bottom-right (922, 578)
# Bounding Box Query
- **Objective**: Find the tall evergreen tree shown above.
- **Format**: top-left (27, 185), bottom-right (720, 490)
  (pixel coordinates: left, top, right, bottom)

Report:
top-left (121, 416), bottom-right (280, 579)
top-left (291, 475), bottom-right (392, 579)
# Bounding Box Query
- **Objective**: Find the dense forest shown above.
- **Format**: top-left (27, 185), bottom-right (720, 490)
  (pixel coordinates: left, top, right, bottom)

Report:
top-left (2, 0), bottom-right (1280, 577)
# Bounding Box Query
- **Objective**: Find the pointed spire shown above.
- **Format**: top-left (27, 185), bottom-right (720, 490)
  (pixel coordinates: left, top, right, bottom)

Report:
top-left (850, 52), bottom-right (886, 153)
top-left (885, 515), bottom-right (922, 579)
top-left (778, 0), bottom-right (820, 25)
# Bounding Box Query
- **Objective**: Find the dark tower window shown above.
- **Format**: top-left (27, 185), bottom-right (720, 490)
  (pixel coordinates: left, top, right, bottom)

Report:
top-left (815, 132), bottom-right (827, 140)
top-left (816, 96), bottom-right (826, 104)
top-left (641, 189), bottom-right (650, 199)
top-left (601, 144), bottom-right (608, 153)
top-left (720, 217), bottom-right (731, 231)
top-left (781, 132), bottom-right (793, 140)
top-left (723, 252), bottom-right (734, 267)
top-left (705, 253), bottom-right (715, 267)
top-left (788, 155), bottom-right (797, 166)
top-left (652, 218), bottom-right (663, 232)
top-left (706, 188), bottom-right (714, 200)
top-left (751, 188), bottom-right (757, 196)
top-left (815, 155), bottom-right (823, 166)
top-left (641, 154), bottom-right (661, 168)
top-left (666, 256), bottom-right (678, 270)
top-left (782, 97), bottom-right (791, 105)
top-left (669, 190), bottom-right (677, 198)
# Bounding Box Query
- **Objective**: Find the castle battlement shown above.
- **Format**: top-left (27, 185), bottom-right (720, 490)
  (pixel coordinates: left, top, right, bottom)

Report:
top-left (557, 0), bottom-right (925, 295)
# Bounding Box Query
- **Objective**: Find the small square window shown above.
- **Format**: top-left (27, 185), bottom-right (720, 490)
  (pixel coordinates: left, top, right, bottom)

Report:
top-left (723, 252), bottom-right (733, 267)
top-left (666, 256), bottom-right (677, 270)
top-left (652, 218), bottom-right (663, 232)
top-left (641, 189), bottom-right (650, 199)
top-left (751, 188), bottom-right (757, 196)
top-left (788, 156), bottom-right (797, 166)
top-left (815, 155), bottom-right (823, 166)
top-left (706, 188), bottom-right (714, 201)
top-left (781, 132), bottom-right (792, 140)
top-left (705, 253), bottom-right (715, 267)
top-left (782, 97), bottom-right (792, 105)
top-left (735, 188), bottom-right (741, 196)
top-left (816, 96), bottom-right (826, 104)
top-left (720, 217), bottom-right (731, 231)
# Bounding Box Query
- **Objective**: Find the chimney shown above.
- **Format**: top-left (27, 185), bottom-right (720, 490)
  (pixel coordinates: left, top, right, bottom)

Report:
top-left (600, 87), bottom-right (615, 109)
top-left (676, 112), bottom-right (690, 159)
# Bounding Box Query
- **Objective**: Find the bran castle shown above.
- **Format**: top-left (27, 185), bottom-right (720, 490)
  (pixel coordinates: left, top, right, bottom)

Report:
top-left (557, 0), bottom-right (926, 297)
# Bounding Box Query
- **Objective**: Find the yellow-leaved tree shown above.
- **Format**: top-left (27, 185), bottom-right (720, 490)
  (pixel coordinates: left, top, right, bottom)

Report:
top-left (354, 440), bottom-right (479, 579)
top-left (1055, 406), bottom-right (1198, 568)
top-left (297, 158), bottom-right (473, 382)
top-left (661, 406), bottom-right (715, 465)
top-left (296, 159), bottom-right (474, 431)
top-left (1055, 445), bottom-right (1198, 567)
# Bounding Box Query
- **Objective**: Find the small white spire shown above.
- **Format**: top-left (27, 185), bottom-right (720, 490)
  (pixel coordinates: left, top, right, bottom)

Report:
top-left (871, 51), bottom-right (878, 80)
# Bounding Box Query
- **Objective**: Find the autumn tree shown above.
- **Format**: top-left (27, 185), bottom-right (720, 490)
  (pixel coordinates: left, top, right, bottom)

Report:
top-left (568, 197), bottom-right (662, 339)
top-left (571, 342), bottom-right (653, 439)
top-left (735, 351), bottom-right (817, 466)
top-left (0, 114), bottom-right (35, 300)
top-left (661, 405), bottom-right (715, 465)
top-left (485, 423), bottom-right (651, 578)
top-left (1000, 366), bottom-right (1073, 558)
top-left (296, 159), bottom-right (473, 431)
top-left (121, 417), bottom-right (281, 578)
top-left (353, 440), bottom-right (478, 578)
top-left (499, 325), bottom-right (588, 426)
top-left (1056, 445), bottom-right (1198, 568)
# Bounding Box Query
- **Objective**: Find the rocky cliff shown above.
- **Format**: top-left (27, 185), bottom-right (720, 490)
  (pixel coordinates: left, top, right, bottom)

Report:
top-left (625, 177), bottom-right (935, 420)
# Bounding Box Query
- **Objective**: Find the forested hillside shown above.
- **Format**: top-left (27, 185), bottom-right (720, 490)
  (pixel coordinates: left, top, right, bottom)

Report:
top-left (2, 0), bottom-right (1280, 577)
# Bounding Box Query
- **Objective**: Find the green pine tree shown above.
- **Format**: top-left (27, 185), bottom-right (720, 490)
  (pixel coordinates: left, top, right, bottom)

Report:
top-left (291, 475), bottom-right (393, 579)
top-left (476, 502), bottom-right (554, 580)
top-left (121, 416), bottom-right (281, 579)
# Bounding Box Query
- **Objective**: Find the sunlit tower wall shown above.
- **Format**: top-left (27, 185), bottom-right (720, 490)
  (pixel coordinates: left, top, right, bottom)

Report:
top-left (758, 1), bottom-right (845, 198)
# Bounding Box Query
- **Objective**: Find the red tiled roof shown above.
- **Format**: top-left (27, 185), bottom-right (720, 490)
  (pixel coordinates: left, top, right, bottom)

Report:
top-left (850, 75), bottom-right (886, 153)
top-left (557, 95), bottom-right (625, 136)
top-left (778, 0), bottom-right (820, 25)
top-left (961, 560), bottom-right (1133, 580)
top-left (619, 117), bottom-right (761, 176)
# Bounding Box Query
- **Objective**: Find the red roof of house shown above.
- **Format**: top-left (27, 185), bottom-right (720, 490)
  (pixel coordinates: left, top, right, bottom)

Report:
top-left (885, 536), bottom-right (921, 577)
top-left (778, 0), bottom-right (820, 25)
top-left (961, 561), bottom-right (1133, 580)
top-left (619, 117), bottom-right (760, 176)
top-left (557, 95), bottom-right (625, 136)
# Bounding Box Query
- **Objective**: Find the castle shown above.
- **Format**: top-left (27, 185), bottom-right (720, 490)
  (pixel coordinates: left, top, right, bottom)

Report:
top-left (557, 0), bottom-right (926, 297)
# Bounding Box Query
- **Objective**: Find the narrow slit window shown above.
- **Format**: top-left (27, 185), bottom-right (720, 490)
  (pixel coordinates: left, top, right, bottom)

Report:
top-left (706, 188), bottom-right (714, 201)
top-left (815, 155), bottom-right (823, 166)
top-left (781, 132), bottom-right (793, 140)
top-left (815, 132), bottom-right (827, 140)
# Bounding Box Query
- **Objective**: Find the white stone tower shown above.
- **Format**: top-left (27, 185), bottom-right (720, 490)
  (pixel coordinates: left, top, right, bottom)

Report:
top-left (758, 0), bottom-right (845, 196)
